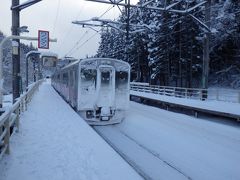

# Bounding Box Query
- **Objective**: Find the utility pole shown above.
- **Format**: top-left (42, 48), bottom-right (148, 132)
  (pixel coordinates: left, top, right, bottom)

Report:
top-left (33, 60), bottom-right (36, 82)
top-left (10, 0), bottom-right (42, 103)
top-left (12, 0), bottom-right (20, 103)
top-left (125, 0), bottom-right (130, 41)
top-left (202, 0), bottom-right (211, 99)
top-left (125, 0), bottom-right (130, 62)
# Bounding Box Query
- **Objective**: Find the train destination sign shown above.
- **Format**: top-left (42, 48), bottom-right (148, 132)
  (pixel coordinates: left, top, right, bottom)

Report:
top-left (38, 30), bottom-right (49, 49)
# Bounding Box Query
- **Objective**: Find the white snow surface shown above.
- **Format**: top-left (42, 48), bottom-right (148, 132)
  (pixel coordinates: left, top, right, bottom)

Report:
top-left (130, 90), bottom-right (240, 116)
top-left (0, 81), bottom-right (142, 180)
top-left (96, 101), bottom-right (240, 180)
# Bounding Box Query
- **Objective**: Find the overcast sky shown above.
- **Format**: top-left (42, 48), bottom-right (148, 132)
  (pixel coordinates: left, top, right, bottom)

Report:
top-left (0, 0), bottom-right (138, 59)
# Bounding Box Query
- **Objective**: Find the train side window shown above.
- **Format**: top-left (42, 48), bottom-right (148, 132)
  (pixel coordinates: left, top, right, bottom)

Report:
top-left (63, 72), bottom-right (68, 85)
top-left (66, 73), bottom-right (69, 85)
top-left (116, 71), bottom-right (128, 89)
top-left (60, 73), bottom-right (62, 84)
top-left (69, 71), bottom-right (74, 87)
top-left (75, 70), bottom-right (78, 84)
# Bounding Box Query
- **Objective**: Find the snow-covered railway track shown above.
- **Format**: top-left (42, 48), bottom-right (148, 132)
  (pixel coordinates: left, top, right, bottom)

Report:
top-left (93, 126), bottom-right (191, 180)
top-left (93, 102), bottom-right (240, 180)
top-left (93, 127), bottom-right (152, 180)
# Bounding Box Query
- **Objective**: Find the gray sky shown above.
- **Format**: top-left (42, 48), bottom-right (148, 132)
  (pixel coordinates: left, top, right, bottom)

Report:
top-left (0, 0), bottom-right (138, 59)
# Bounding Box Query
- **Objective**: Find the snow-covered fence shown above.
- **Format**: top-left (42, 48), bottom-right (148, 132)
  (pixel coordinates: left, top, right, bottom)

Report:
top-left (0, 80), bottom-right (43, 160)
top-left (130, 83), bottom-right (240, 103)
top-left (207, 88), bottom-right (240, 103)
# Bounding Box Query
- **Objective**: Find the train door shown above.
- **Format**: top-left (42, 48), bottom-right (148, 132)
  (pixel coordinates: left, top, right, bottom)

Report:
top-left (96, 65), bottom-right (115, 118)
top-left (73, 69), bottom-right (77, 107)
top-left (69, 69), bottom-right (75, 107)
top-left (60, 72), bottom-right (64, 96)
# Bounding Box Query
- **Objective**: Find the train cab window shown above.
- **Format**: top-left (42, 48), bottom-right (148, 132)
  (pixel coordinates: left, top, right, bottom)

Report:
top-left (100, 70), bottom-right (113, 90)
top-left (81, 68), bottom-right (97, 92)
top-left (116, 71), bottom-right (128, 89)
top-left (101, 71), bottom-right (110, 83)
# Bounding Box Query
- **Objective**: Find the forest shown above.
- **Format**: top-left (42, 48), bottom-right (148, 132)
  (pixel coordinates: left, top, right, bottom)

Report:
top-left (96, 0), bottom-right (240, 88)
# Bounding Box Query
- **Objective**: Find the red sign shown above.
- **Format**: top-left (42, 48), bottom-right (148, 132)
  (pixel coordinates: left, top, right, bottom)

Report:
top-left (38, 30), bottom-right (49, 49)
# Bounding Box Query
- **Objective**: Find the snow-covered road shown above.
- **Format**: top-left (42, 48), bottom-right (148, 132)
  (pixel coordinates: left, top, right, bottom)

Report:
top-left (95, 101), bottom-right (240, 180)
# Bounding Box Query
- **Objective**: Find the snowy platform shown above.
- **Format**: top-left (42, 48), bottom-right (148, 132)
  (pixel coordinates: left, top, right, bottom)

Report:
top-left (0, 81), bottom-right (142, 180)
top-left (130, 90), bottom-right (240, 120)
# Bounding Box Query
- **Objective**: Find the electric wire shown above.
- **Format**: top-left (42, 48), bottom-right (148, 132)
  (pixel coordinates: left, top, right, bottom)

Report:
top-left (64, 31), bottom-right (89, 57)
top-left (65, 2), bottom-right (214, 57)
top-left (65, 5), bottom-right (115, 57)
top-left (61, 4), bottom-right (87, 44)
top-left (71, 31), bottom-right (100, 56)
top-left (52, 0), bottom-right (61, 35)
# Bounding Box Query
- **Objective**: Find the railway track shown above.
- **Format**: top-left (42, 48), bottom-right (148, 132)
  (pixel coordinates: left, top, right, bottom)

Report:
top-left (92, 101), bottom-right (240, 180)
top-left (93, 126), bottom-right (192, 180)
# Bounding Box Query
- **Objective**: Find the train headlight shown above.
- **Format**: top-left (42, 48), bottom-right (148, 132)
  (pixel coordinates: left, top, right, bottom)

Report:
top-left (86, 110), bottom-right (94, 119)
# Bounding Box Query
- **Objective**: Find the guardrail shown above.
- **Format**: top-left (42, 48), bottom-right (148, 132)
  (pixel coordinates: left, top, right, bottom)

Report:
top-left (0, 80), bottom-right (43, 160)
top-left (130, 83), bottom-right (240, 103)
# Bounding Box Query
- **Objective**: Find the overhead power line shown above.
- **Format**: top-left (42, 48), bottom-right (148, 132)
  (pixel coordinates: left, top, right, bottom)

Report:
top-left (65, 5), bottom-right (115, 57)
top-left (71, 31), bottom-right (100, 56)
top-left (61, 4), bottom-right (87, 44)
top-left (52, 0), bottom-right (61, 35)
top-left (64, 30), bottom-right (89, 57)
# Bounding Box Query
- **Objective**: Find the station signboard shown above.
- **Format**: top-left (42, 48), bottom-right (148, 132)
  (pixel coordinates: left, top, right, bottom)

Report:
top-left (38, 30), bottom-right (49, 49)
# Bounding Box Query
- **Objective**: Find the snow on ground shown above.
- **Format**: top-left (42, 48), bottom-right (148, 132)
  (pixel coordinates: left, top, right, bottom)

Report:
top-left (0, 81), bottom-right (142, 180)
top-left (96, 101), bottom-right (240, 180)
top-left (130, 90), bottom-right (240, 116)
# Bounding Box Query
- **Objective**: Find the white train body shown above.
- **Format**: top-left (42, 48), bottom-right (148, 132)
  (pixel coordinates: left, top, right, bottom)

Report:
top-left (52, 58), bottom-right (130, 125)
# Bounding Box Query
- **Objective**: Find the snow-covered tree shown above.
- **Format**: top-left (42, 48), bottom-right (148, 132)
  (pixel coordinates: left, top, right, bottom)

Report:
top-left (0, 30), bottom-right (37, 94)
top-left (96, 0), bottom-right (240, 88)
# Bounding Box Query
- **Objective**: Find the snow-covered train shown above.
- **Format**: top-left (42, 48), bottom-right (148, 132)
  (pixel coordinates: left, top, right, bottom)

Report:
top-left (51, 58), bottom-right (131, 125)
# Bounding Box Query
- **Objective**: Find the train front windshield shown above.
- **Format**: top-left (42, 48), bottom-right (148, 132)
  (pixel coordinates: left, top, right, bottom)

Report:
top-left (80, 68), bottom-right (97, 93)
top-left (100, 69), bottom-right (114, 90)
top-left (116, 71), bottom-right (128, 90)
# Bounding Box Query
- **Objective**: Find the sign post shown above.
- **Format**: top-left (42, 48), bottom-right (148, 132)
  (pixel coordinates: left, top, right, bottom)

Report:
top-left (38, 30), bottom-right (49, 49)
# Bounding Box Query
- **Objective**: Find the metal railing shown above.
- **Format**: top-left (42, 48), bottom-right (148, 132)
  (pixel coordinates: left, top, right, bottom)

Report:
top-left (130, 82), bottom-right (240, 103)
top-left (0, 80), bottom-right (43, 160)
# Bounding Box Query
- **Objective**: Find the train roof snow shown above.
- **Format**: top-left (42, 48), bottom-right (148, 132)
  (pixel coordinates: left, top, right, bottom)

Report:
top-left (61, 58), bottom-right (130, 71)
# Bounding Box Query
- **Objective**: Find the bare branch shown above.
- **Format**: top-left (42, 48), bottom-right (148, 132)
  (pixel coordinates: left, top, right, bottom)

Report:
top-left (189, 14), bottom-right (211, 33)
top-left (186, 1), bottom-right (207, 13)
top-left (165, 0), bottom-right (182, 10)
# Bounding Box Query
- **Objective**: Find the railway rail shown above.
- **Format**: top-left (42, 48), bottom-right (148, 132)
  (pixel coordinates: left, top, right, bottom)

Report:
top-left (94, 126), bottom-right (192, 180)
top-left (92, 101), bottom-right (240, 180)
